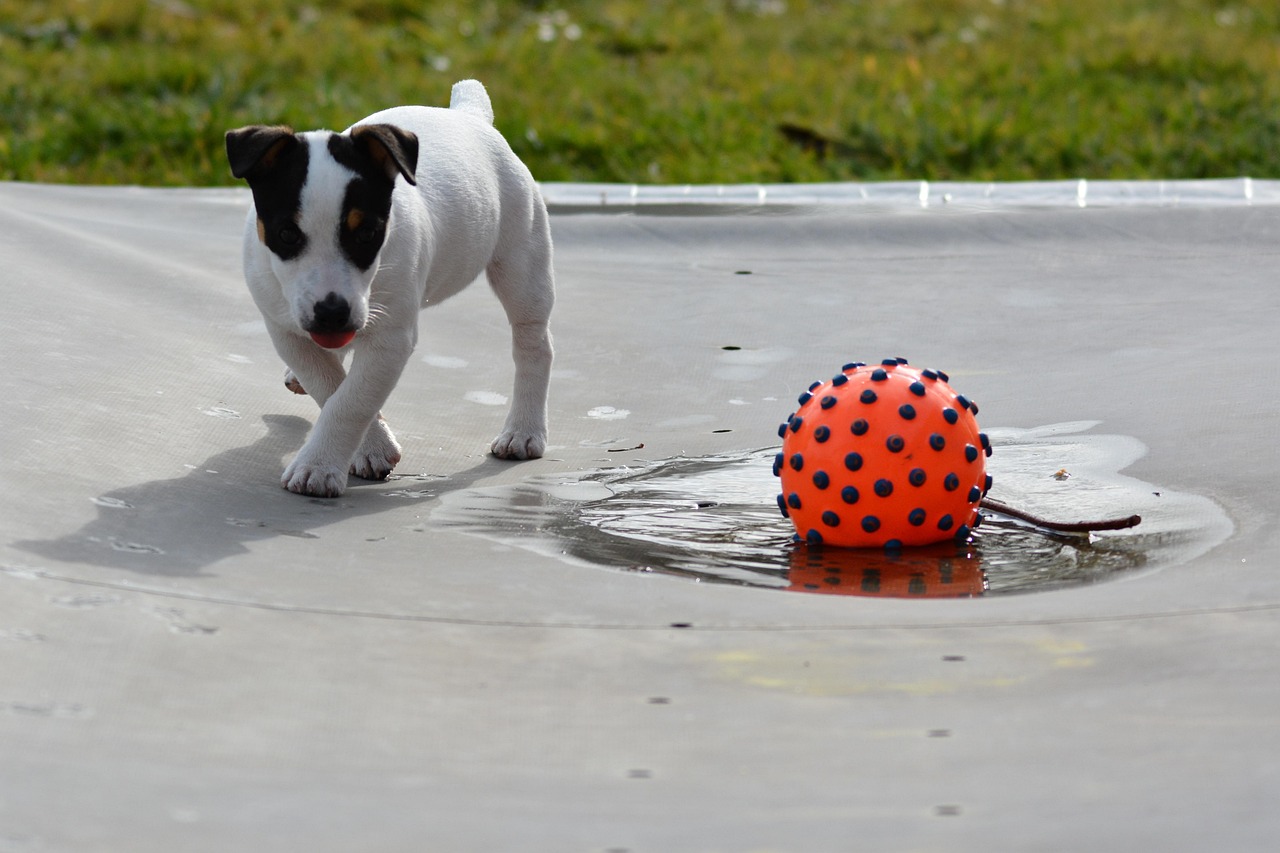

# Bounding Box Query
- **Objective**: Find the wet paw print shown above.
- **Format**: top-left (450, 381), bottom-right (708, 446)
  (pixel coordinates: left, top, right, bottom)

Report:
top-left (774, 358), bottom-right (991, 548)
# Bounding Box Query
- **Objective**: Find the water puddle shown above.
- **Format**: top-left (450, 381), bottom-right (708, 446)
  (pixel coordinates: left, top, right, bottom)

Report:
top-left (434, 423), bottom-right (1232, 598)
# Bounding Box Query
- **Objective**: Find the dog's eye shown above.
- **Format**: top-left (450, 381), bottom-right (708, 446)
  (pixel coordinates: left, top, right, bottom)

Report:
top-left (353, 225), bottom-right (382, 246)
top-left (278, 225), bottom-right (302, 246)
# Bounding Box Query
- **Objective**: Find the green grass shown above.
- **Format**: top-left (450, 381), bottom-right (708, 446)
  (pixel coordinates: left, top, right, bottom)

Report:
top-left (2, 0), bottom-right (1279, 186)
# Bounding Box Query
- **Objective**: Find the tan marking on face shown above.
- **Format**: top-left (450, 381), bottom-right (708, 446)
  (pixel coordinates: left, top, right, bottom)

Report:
top-left (256, 217), bottom-right (266, 244)
top-left (346, 208), bottom-right (364, 231)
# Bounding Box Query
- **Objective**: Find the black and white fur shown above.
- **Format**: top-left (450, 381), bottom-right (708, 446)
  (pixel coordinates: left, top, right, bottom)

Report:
top-left (226, 80), bottom-right (554, 497)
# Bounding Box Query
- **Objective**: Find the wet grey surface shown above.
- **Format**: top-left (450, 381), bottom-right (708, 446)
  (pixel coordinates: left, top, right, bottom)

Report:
top-left (2, 181), bottom-right (1279, 850)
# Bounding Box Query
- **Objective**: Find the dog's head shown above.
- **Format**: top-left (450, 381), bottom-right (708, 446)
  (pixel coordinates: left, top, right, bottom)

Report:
top-left (225, 123), bottom-right (418, 346)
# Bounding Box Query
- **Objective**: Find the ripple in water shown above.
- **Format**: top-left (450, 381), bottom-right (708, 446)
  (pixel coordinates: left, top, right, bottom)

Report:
top-left (435, 423), bottom-right (1231, 598)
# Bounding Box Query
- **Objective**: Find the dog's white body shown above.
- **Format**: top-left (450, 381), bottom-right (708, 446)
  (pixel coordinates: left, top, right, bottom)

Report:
top-left (233, 81), bottom-right (554, 497)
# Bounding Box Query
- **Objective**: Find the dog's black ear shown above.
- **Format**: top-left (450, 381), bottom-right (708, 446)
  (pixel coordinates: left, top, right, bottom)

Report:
top-left (225, 125), bottom-right (298, 180)
top-left (350, 124), bottom-right (419, 186)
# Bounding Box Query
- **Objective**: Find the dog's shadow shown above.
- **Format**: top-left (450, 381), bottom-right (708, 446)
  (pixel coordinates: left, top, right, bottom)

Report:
top-left (16, 414), bottom-right (512, 578)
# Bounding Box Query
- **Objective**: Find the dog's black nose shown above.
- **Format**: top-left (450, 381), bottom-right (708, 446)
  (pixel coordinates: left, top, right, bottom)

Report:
top-left (311, 293), bottom-right (351, 332)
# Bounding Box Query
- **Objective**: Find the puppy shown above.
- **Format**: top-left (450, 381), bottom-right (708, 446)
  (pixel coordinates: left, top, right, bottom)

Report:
top-left (226, 80), bottom-right (554, 497)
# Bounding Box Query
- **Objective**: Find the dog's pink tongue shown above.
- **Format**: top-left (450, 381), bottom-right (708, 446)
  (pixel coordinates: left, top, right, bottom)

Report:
top-left (310, 330), bottom-right (356, 349)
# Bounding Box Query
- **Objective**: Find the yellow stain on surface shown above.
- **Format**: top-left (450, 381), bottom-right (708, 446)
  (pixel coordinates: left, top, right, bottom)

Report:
top-left (1035, 638), bottom-right (1096, 670)
top-left (714, 650), bottom-right (1024, 698)
top-left (1035, 639), bottom-right (1088, 655)
top-left (712, 635), bottom-right (1096, 697)
top-left (717, 650), bottom-right (760, 664)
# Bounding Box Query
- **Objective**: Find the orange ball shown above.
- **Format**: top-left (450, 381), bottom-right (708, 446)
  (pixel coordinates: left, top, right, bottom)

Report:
top-left (774, 359), bottom-right (991, 549)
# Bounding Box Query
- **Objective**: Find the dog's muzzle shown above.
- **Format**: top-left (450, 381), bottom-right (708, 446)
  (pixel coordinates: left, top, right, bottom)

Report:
top-left (305, 292), bottom-right (359, 349)
top-left (309, 292), bottom-right (353, 334)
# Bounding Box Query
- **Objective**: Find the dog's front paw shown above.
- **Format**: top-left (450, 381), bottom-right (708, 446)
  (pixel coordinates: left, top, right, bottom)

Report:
top-left (351, 419), bottom-right (402, 480)
top-left (491, 429), bottom-right (547, 461)
top-left (282, 456), bottom-right (348, 498)
top-left (283, 368), bottom-right (307, 395)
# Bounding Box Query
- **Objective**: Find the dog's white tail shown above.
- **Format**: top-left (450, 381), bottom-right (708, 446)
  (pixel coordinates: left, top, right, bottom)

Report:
top-left (449, 79), bottom-right (495, 125)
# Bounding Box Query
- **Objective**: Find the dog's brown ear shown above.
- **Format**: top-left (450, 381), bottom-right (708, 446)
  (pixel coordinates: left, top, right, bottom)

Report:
top-left (350, 124), bottom-right (419, 186)
top-left (225, 125), bottom-right (297, 180)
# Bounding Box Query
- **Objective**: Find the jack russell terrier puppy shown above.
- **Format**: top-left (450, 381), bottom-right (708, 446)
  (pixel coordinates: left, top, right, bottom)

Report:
top-left (226, 80), bottom-right (554, 498)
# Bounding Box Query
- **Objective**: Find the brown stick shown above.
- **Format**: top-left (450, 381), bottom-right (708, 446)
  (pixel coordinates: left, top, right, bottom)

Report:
top-left (980, 497), bottom-right (1142, 533)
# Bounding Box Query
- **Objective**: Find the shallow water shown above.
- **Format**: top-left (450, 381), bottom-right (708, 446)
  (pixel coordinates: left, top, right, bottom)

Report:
top-left (435, 423), bottom-right (1232, 598)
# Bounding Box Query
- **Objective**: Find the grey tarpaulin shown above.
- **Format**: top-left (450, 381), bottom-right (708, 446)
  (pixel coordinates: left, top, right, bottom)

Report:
top-left (2, 179), bottom-right (1279, 850)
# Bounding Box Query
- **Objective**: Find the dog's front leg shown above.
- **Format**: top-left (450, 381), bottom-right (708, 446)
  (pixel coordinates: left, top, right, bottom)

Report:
top-left (265, 325), bottom-right (351, 496)
top-left (281, 333), bottom-right (413, 497)
top-left (268, 327), bottom-right (349, 408)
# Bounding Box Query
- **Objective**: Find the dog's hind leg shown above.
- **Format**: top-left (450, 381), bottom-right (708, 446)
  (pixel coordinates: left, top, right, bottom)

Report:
top-left (486, 212), bottom-right (555, 460)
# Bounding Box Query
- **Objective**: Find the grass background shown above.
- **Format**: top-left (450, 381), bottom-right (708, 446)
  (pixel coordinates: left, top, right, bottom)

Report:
top-left (2, 0), bottom-right (1278, 186)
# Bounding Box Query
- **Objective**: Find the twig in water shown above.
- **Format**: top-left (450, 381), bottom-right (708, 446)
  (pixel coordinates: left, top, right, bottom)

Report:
top-left (980, 497), bottom-right (1141, 533)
